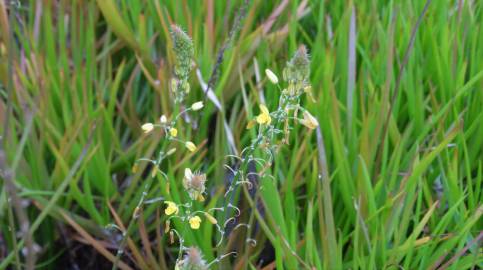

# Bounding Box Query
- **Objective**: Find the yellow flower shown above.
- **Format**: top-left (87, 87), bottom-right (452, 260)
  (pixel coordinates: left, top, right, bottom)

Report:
top-left (189, 216), bottom-right (201, 229)
top-left (299, 111), bottom-right (319, 129)
top-left (141, 123), bottom-right (154, 133)
top-left (164, 201), bottom-right (179, 215)
top-left (191, 101), bottom-right (204, 111)
top-left (256, 104), bottom-right (271, 125)
top-left (185, 141), bottom-right (197, 152)
top-left (169, 127), bottom-right (178, 137)
top-left (265, 69), bottom-right (279, 84)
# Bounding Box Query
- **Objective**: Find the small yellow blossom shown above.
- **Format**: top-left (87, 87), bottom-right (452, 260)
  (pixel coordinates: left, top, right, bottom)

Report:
top-left (191, 101), bottom-right (204, 111)
top-left (265, 69), bottom-right (279, 84)
top-left (141, 123), bottom-right (154, 133)
top-left (160, 115), bottom-right (167, 124)
top-left (169, 127), bottom-right (178, 137)
top-left (299, 111), bottom-right (319, 129)
top-left (164, 201), bottom-right (179, 215)
top-left (185, 141), bottom-right (197, 152)
top-left (189, 216), bottom-right (202, 229)
top-left (256, 104), bottom-right (271, 125)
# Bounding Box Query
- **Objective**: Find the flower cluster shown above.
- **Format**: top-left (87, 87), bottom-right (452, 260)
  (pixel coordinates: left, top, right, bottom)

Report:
top-left (246, 45), bottom-right (318, 148)
top-left (133, 26), bottom-right (240, 269)
top-left (222, 45), bottom-right (318, 248)
top-left (139, 101), bottom-right (203, 158)
top-left (125, 24), bottom-right (319, 269)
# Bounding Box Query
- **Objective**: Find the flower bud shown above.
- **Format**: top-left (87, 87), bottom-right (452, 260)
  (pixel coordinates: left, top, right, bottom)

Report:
top-left (299, 111), bottom-right (319, 129)
top-left (204, 212), bottom-right (217, 224)
top-left (191, 101), bottom-right (204, 111)
top-left (265, 69), bottom-right (279, 84)
top-left (185, 141), bottom-right (197, 152)
top-left (141, 123), bottom-right (154, 133)
top-left (160, 115), bottom-right (167, 124)
top-left (166, 148), bottom-right (177, 156)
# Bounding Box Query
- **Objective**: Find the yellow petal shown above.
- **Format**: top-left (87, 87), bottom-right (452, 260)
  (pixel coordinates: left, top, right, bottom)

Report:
top-left (169, 128), bottom-right (178, 137)
top-left (256, 114), bottom-right (267, 124)
top-left (189, 216), bottom-right (201, 229)
top-left (164, 201), bottom-right (178, 215)
top-left (265, 114), bottom-right (272, 125)
top-left (259, 104), bottom-right (270, 115)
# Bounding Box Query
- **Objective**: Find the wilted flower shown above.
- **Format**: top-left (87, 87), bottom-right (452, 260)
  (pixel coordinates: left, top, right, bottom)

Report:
top-left (164, 201), bottom-right (179, 215)
top-left (185, 141), bottom-right (197, 152)
top-left (189, 216), bottom-right (202, 229)
top-left (256, 104), bottom-right (271, 125)
top-left (299, 111), bottom-right (319, 129)
top-left (191, 101), bottom-right (204, 111)
top-left (183, 168), bottom-right (206, 201)
top-left (265, 69), bottom-right (279, 84)
top-left (175, 247), bottom-right (208, 270)
top-left (142, 123), bottom-right (154, 133)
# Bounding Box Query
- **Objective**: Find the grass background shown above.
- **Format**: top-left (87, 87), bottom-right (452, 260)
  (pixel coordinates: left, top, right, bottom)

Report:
top-left (0, 0), bottom-right (482, 269)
